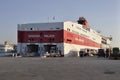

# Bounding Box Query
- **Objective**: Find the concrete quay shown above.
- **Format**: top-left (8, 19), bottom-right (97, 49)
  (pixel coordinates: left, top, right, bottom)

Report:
top-left (0, 57), bottom-right (120, 80)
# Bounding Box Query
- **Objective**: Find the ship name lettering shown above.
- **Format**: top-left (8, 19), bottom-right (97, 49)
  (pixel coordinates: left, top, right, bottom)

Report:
top-left (44, 34), bottom-right (55, 38)
top-left (28, 35), bottom-right (40, 38)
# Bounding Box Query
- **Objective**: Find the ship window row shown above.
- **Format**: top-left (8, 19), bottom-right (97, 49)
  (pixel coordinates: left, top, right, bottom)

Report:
top-left (101, 41), bottom-right (107, 44)
top-left (102, 38), bottom-right (107, 41)
top-left (76, 26), bottom-right (81, 30)
top-left (80, 33), bottom-right (89, 38)
top-left (82, 29), bottom-right (87, 33)
top-left (24, 27), bottom-right (61, 31)
top-left (72, 30), bottom-right (79, 35)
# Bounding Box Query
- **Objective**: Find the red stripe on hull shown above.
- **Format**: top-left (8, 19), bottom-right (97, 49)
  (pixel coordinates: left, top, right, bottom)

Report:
top-left (18, 30), bottom-right (100, 48)
top-left (64, 30), bottom-right (100, 48)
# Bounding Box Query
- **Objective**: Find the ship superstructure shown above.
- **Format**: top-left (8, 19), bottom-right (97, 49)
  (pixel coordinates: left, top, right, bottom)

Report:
top-left (17, 17), bottom-right (111, 57)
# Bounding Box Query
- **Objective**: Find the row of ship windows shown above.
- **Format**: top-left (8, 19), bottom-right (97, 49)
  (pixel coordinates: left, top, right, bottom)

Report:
top-left (67, 28), bottom-right (79, 35)
top-left (67, 27), bottom-right (87, 34)
top-left (67, 27), bottom-right (99, 40)
top-left (75, 25), bottom-right (98, 35)
top-left (23, 27), bottom-right (60, 30)
top-left (67, 28), bottom-right (89, 38)
top-left (101, 41), bottom-right (107, 44)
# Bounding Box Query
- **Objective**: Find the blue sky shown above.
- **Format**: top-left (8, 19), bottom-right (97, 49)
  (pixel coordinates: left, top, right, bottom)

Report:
top-left (0, 0), bottom-right (119, 47)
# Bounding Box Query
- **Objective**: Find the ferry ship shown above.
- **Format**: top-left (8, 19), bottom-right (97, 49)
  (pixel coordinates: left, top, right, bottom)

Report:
top-left (17, 17), bottom-right (112, 57)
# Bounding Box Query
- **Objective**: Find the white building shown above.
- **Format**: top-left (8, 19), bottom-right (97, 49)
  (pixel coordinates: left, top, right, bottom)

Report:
top-left (0, 42), bottom-right (14, 53)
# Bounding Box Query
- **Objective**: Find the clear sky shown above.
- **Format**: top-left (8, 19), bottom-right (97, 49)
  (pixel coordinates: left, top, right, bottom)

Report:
top-left (0, 0), bottom-right (119, 47)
